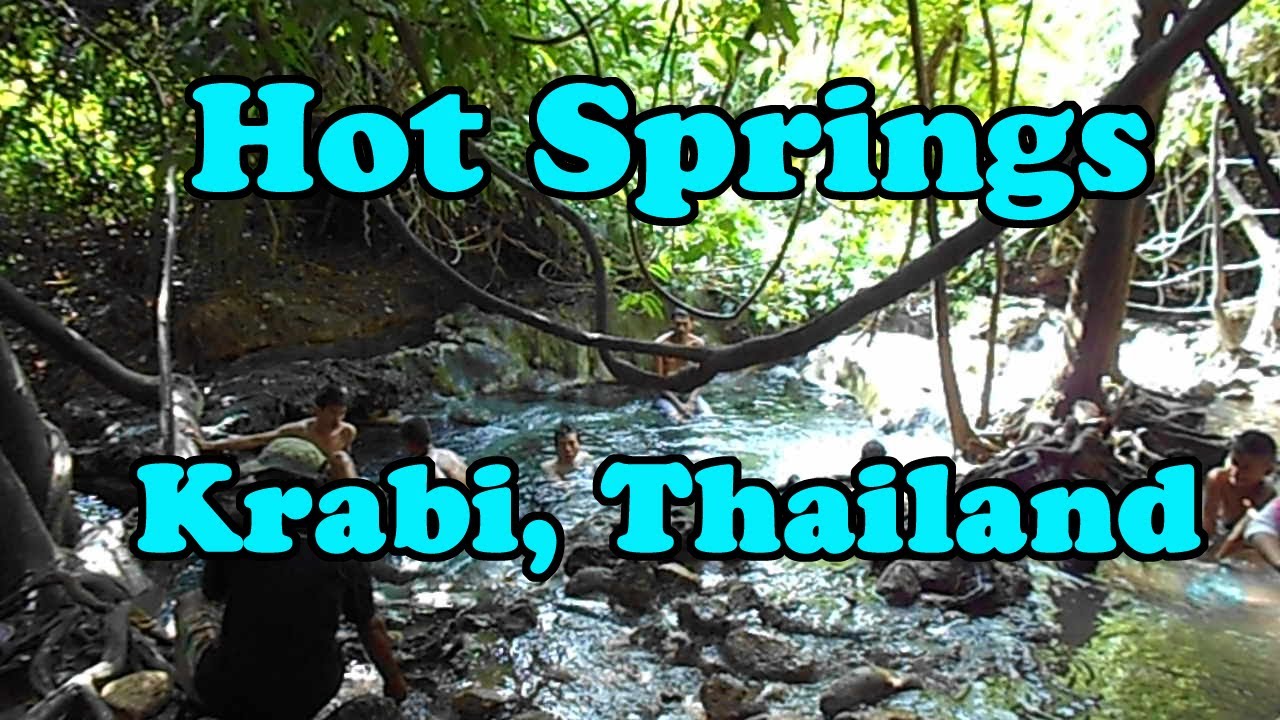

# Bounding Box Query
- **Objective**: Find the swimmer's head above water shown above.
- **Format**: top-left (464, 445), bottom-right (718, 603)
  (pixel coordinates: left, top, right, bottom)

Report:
top-left (400, 415), bottom-right (433, 456)
top-left (554, 421), bottom-right (582, 464)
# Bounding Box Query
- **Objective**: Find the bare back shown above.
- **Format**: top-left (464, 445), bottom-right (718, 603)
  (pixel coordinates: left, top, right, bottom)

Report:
top-left (428, 447), bottom-right (469, 483)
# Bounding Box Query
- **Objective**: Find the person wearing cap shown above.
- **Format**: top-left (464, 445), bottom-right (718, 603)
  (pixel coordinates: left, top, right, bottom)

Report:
top-left (399, 415), bottom-right (468, 483)
top-left (174, 464), bottom-right (407, 719)
top-left (198, 384), bottom-right (359, 481)
top-left (237, 436), bottom-right (332, 488)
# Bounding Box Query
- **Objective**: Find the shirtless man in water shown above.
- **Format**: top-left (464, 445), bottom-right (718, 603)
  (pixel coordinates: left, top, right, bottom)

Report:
top-left (197, 384), bottom-right (359, 481)
top-left (654, 309), bottom-right (711, 423)
top-left (400, 415), bottom-right (468, 483)
top-left (541, 421), bottom-right (593, 478)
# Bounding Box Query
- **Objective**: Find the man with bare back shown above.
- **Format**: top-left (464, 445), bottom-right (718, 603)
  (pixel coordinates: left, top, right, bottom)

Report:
top-left (654, 308), bottom-right (712, 423)
top-left (197, 384), bottom-right (359, 481)
top-left (399, 415), bottom-right (469, 483)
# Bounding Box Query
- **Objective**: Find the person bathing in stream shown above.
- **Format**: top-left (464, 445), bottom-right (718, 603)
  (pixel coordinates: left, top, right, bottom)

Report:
top-left (400, 415), bottom-right (469, 483)
top-left (542, 421), bottom-right (593, 478)
top-left (197, 384), bottom-right (358, 481)
top-left (1203, 430), bottom-right (1277, 559)
top-left (861, 439), bottom-right (887, 460)
top-left (654, 308), bottom-right (712, 423)
top-left (175, 493), bottom-right (408, 719)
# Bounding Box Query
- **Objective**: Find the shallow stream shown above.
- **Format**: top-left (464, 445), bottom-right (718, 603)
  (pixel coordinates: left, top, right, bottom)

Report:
top-left (334, 365), bottom-right (1280, 720)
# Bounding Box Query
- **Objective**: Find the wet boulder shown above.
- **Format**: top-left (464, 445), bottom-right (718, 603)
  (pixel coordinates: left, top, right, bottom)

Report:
top-left (452, 686), bottom-right (518, 719)
top-left (720, 628), bottom-right (818, 683)
top-left (701, 674), bottom-right (767, 720)
top-left (674, 598), bottom-right (733, 641)
top-left (819, 666), bottom-right (914, 717)
top-left (324, 695), bottom-right (403, 720)
top-left (565, 566), bottom-right (613, 598)
top-left (874, 559), bottom-right (1029, 615)
top-left (564, 563), bottom-right (658, 610)
top-left (101, 670), bottom-right (172, 718)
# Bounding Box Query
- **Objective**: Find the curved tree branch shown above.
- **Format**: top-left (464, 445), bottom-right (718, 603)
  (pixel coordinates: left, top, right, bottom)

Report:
top-left (1170, 0), bottom-right (1280, 210)
top-left (384, 0), bottom-right (1247, 393)
top-left (0, 276), bottom-right (159, 404)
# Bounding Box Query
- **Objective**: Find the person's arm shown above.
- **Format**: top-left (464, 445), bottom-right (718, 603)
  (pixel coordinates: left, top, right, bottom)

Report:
top-left (344, 563), bottom-right (407, 701)
top-left (198, 429), bottom-right (280, 453)
top-left (360, 615), bottom-right (408, 702)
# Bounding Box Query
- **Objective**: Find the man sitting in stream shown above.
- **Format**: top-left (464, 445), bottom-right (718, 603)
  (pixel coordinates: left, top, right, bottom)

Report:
top-left (541, 421), bottom-right (593, 478)
top-left (175, 447), bottom-right (408, 719)
top-left (197, 384), bottom-right (359, 482)
top-left (654, 308), bottom-right (712, 423)
top-left (399, 415), bottom-right (469, 483)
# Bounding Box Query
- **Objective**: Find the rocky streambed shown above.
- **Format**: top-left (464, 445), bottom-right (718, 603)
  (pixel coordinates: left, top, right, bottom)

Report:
top-left (54, 298), bottom-right (1280, 719)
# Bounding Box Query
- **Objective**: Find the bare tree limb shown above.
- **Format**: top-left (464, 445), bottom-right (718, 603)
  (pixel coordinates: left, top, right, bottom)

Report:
top-left (158, 165), bottom-right (178, 455)
top-left (1170, 0), bottom-right (1280, 210)
top-left (381, 0), bottom-right (1247, 393)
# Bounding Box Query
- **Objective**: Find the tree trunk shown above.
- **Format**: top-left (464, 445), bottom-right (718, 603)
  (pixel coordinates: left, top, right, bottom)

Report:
top-left (0, 446), bottom-right (58, 595)
top-left (1222, 176), bottom-right (1280, 353)
top-left (0, 328), bottom-right (52, 514)
top-left (0, 275), bottom-right (158, 405)
top-left (1207, 108), bottom-right (1243, 352)
top-left (1057, 0), bottom-right (1177, 411)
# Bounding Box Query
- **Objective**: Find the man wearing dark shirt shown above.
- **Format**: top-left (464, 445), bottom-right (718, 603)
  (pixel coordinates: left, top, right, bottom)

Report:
top-left (174, 451), bottom-right (406, 719)
top-left (176, 545), bottom-right (407, 719)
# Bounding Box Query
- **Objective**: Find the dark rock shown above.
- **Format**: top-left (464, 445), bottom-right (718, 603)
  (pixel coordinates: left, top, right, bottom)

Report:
top-left (452, 686), bottom-right (517, 720)
top-left (564, 543), bottom-right (621, 575)
top-left (565, 566), bottom-right (613, 598)
top-left (722, 581), bottom-right (762, 612)
top-left (674, 599), bottom-right (733, 640)
top-left (670, 631), bottom-right (704, 667)
top-left (629, 619), bottom-right (670, 654)
top-left (511, 711), bottom-right (561, 720)
top-left (449, 406), bottom-right (494, 426)
top-left (819, 667), bottom-right (912, 718)
top-left (325, 695), bottom-right (403, 720)
top-left (700, 674), bottom-right (766, 720)
top-left (875, 558), bottom-right (1031, 616)
top-left (720, 628), bottom-right (817, 683)
top-left (608, 563), bottom-right (659, 610)
top-left (655, 562), bottom-right (701, 596)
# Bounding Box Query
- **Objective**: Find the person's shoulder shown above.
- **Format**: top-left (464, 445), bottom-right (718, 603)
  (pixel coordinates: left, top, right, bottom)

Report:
top-left (689, 334), bottom-right (706, 347)
top-left (1206, 466), bottom-right (1229, 486)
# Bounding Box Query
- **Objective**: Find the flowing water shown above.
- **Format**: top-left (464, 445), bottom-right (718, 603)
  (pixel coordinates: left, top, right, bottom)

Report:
top-left (70, 314), bottom-right (1280, 719)
top-left (324, 363), bottom-right (1280, 720)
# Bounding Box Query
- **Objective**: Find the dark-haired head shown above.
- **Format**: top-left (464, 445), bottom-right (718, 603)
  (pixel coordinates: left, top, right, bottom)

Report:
top-left (860, 439), bottom-right (887, 460)
top-left (314, 384), bottom-right (350, 409)
top-left (400, 416), bottom-right (433, 456)
top-left (554, 421), bottom-right (582, 463)
top-left (1233, 430), bottom-right (1278, 459)
top-left (554, 421), bottom-right (578, 444)
top-left (1229, 429), bottom-right (1277, 485)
